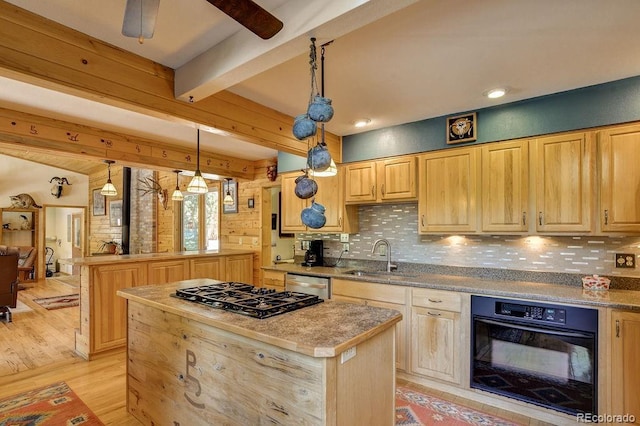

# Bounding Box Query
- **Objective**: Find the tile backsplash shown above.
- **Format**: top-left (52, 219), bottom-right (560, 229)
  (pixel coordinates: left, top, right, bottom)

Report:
top-left (297, 203), bottom-right (640, 278)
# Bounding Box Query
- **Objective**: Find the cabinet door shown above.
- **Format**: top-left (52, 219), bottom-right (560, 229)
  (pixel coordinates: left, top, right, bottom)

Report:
top-left (344, 162), bottom-right (377, 203)
top-left (367, 299), bottom-right (407, 371)
top-left (534, 132), bottom-right (593, 232)
top-left (411, 306), bottom-right (460, 384)
top-left (280, 172), bottom-right (307, 232)
top-left (147, 260), bottom-right (187, 284)
top-left (262, 270), bottom-right (285, 290)
top-left (419, 148), bottom-right (479, 233)
top-left (611, 310), bottom-right (640, 423)
top-left (599, 125), bottom-right (640, 232)
top-left (481, 140), bottom-right (529, 232)
top-left (378, 156), bottom-right (417, 201)
top-left (225, 254), bottom-right (253, 284)
top-left (313, 172), bottom-right (343, 231)
top-left (190, 257), bottom-right (224, 280)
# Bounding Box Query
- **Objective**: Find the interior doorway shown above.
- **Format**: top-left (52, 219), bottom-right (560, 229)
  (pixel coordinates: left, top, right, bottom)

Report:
top-left (43, 206), bottom-right (85, 277)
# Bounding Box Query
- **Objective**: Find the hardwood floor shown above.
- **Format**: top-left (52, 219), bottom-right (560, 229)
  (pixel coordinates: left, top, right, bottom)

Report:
top-left (1, 278), bottom-right (547, 425)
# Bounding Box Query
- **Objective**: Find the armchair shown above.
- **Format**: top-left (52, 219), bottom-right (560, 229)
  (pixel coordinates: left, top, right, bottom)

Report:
top-left (0, 252), bottom-right (19, 323)
top-left (16, 246), bottom-right (36, 282)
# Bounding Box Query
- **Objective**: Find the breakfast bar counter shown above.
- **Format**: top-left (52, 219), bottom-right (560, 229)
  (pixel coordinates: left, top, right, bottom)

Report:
top-left (117, 279), bottom-right (402, 425)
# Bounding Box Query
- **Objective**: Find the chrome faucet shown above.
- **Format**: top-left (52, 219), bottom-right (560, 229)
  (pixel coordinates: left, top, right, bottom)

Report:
top-left (371, 239), bottom-right (397, 272)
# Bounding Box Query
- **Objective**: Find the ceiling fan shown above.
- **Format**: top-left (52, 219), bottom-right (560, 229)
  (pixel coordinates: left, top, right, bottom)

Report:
top-left (122, 0), bottom-right (283, 43)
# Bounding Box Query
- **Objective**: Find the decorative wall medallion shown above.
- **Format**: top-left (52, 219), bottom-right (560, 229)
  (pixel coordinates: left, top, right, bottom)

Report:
top-left (446, 112), bottom-right (477, 144)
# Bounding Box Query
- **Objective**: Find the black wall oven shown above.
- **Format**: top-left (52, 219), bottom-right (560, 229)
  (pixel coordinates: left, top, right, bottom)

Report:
top-left (471, 295), bottom-right (598, 416)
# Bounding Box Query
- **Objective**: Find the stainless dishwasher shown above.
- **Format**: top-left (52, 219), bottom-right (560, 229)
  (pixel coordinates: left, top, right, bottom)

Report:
top-left (285, 273), bottom-right (330, 299)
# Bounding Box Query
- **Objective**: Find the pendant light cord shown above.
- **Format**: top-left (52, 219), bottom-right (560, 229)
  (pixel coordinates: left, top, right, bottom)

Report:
top-left (196, 129), bottom-right (200, 170)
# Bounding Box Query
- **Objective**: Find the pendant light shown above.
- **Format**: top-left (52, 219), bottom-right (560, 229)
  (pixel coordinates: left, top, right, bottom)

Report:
top-left (171, 170), bottom-right (184, 201)
top-left (223, 178), bottom-right (234, 205)
top-left (187, 129), bottom-right (208, 194)
top-left (100, 160), bottom-right (118, 196)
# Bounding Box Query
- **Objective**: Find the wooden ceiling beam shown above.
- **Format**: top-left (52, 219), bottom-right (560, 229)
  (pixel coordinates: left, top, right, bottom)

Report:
top-left (0, 108), bottom-right (255, 180)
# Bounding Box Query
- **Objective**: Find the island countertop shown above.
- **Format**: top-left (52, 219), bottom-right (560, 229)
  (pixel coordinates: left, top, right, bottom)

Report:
top-left (117, 278), bottom-right (402, 358)
top-left (60, 248), bottom-right (254, 266)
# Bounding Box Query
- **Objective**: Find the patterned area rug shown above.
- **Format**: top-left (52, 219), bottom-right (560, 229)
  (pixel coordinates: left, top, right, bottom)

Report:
top-left (396, 386), bottom-right (521, 425)
top-left (32, 294), bottom-right (79, 310)
top-left (0, 381), bottom-right (103, 425)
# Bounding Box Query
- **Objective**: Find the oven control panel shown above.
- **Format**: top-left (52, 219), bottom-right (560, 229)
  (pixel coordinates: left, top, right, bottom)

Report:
top-left (496, 302), bottom-right (566, 324)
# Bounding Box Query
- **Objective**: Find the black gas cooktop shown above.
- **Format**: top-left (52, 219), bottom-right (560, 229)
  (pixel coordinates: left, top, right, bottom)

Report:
top-left (173, 282), bottom-right (323, 319)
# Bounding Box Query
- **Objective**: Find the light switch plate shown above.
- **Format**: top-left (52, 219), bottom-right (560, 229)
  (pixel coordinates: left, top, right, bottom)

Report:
top-left (341, 346), bottom-right (356, 364)
top-left (340, 233), bottom-right (349, 243)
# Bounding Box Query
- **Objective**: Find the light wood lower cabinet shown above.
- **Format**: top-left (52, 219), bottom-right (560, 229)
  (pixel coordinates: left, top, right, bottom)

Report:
top-left (332, 278), bottom-right (407, 371)
top-left (410, 288), bottom-right (463, 384)
top-left (77, 252), bottom-right (254, 359)
top-left (262, 269), bottom-right (285, 290)
top-left (610, 310), bottom-right (640, 424)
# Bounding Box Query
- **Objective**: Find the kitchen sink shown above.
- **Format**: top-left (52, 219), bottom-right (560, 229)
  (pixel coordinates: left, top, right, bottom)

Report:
top-left (343, 269), bottom-right (419, 278)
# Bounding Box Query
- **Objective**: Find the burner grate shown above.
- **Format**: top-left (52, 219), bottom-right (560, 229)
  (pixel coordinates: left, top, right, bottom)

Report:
top-left (174, 282), bottom-right (323, 319)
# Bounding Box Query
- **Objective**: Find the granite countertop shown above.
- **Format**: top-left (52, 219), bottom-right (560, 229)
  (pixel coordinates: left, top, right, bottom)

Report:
top-left (60, 249), bottom-right (254, 266)
top-left (117, 278), bottom-right (402, 358)
top-left (263, 264), bottom-right (640, 311)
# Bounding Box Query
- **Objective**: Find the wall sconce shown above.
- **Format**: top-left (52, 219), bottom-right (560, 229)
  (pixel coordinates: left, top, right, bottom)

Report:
top-left (101, 160), bottom-right (117, 196)
top-left (223, 178), bottom-right (234, 206)
top-left (171, 170), bottom-right (184, 201)
top-left (248, 197), bottom-right (255, 208)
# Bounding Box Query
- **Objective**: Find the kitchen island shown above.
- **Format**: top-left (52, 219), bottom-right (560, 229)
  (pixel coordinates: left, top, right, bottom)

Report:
top-left (60, 249), bottom-right (254, 359)
top-left (117, 278), bottom-right (402, 425)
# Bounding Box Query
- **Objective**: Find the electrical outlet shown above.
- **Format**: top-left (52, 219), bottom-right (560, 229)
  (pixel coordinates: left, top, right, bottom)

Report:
top-left (615, 253), bottom-right (636, 268)
top-left (342, 243), bottom-right (349, 252)
top-left (340, 346), bottom-right (356, 364)
top-left (340, 233), bottom-right (349, 243)
top-left (302, 240), bottom-right (310, 250)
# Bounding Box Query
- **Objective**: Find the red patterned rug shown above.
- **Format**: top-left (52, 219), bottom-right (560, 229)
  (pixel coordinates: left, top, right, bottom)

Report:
top-left (396, 386), bottom-right (521, 425)
top-left (0, 381), bottom-right (103, 425)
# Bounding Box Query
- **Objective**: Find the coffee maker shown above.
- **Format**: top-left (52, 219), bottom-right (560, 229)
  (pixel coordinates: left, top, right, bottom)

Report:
top-left (302, 240), bottom-right (323, 267)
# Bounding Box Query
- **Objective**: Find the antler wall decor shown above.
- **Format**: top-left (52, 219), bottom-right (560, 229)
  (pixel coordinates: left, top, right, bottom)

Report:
top-left (49, 177), bottom-right (72, 198)
top-left (138, 177), bottom-right (168, 210)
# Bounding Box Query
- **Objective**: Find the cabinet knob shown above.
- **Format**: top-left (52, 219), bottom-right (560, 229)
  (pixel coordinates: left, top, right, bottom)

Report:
top-left (522, 212), bottom-right (527, 226)
top-left (427, 298), bottom-right (442, 303)
top-left (539, 211), bottom-right (543, 226)
top-left (616, 319), bottom-right (620, 338)
top-left (604, 209), bottom-right (609, 225)
top-left (381, 184), bottom-right (385, 196)
top-left (427, 311), bottom-right (441, 317)
top-left (421, 215), bottom-right (425, 227)
top-left (371, 185), bottom-right (375, 197)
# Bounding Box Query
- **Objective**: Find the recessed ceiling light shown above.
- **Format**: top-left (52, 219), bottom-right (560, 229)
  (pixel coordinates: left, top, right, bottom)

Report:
top-left (486, 88), bottom-right (507, 99)
top-left (353, 118), bottom-right (371, 128)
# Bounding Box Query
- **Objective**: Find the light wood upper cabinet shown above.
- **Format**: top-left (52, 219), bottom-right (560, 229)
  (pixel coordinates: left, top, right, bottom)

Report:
top-left (481, 140), bottom-right (530, 233)
top-left (610, 310), bottom-right (640, 424)
top-left (533, 132), bottom-right (594, 233)
top-left (599, 124), bottom-right (640, 233)
top-left (344, 156), bottom-right (417, 203)
top-left (280, 169), bottom-right (358, 234)
top-left (418, 147), bottom-right (480, 233)
top-left (280, 172), bottom-right (307, 233)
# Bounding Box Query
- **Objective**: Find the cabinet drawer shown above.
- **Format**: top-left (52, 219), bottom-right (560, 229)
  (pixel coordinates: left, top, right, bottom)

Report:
top-left (332, 279), bottom-right (406, 304)
top-left (412, 288), bottom-right (461, 312)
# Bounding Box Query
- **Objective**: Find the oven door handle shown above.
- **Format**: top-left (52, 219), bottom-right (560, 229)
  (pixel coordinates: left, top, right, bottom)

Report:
top-left (287, 281), bottom-right (327, 290)
top-left (476, 318), bottom-right (593, 339)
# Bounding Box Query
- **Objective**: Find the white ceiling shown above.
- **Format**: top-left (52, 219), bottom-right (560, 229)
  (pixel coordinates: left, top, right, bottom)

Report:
top-left (2, 0), bottom-right (640, 163)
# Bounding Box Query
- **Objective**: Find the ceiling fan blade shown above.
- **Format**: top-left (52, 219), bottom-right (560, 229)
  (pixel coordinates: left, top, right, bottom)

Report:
top-left (122, 0), bottom-right (160, 40)
top-left (205, 0), bottom-right (283, 40)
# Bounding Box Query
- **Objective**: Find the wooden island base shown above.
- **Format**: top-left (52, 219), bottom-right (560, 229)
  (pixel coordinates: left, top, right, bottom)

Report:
top-left (119, 280), bottom-right (401, 425)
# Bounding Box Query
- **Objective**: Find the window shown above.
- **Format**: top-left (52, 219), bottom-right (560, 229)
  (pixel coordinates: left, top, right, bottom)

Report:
top-left (181, 188), bottom-right (219, 251)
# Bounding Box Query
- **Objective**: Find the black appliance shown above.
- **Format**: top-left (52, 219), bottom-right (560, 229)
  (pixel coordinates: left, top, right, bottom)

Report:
top-left (173, 282), bottom-right (323, 319)
top-left (302, 240), bottom-right (323, 267)
top-left (471, 295), bottom-right (598, 416)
